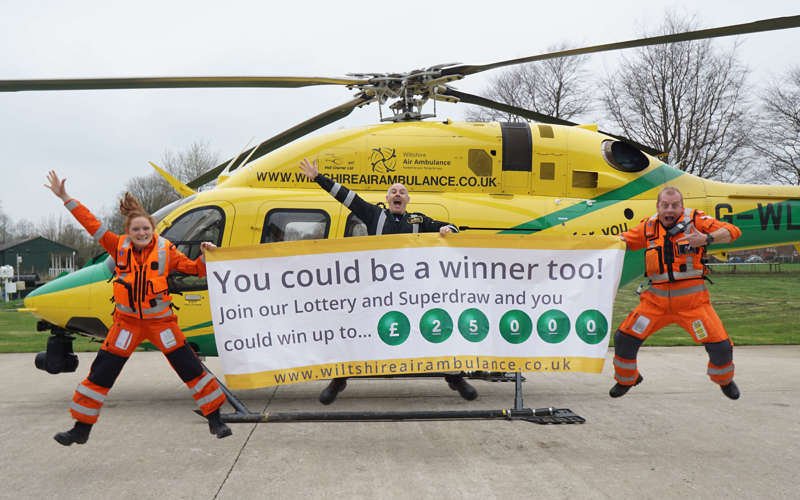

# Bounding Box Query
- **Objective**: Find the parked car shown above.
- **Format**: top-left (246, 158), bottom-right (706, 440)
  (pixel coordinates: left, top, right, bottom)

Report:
top-left (728, 256), bottom-right (743, 263)
top-left (744, 255), bottom-right (765, 263)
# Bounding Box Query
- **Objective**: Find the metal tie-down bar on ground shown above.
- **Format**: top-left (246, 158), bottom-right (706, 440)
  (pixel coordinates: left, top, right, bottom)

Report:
top-left (201, 363), bottom-right (585, 425)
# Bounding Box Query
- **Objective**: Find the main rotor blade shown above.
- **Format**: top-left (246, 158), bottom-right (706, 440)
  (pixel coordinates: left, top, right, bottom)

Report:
top-left (0, 76), bottom-right (369, 92)
top-left (445, 88), bottom-right (663, 157)
top-left (442, 15), bottom-right (800, 77)
top-left (443, 88), bottom-right (575, 126)
top-left (186, 94), bottom-right (373, 189)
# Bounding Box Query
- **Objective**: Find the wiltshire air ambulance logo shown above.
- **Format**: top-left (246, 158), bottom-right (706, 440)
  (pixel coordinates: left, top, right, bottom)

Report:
top-left (369, 147), bottom-right (397, 173)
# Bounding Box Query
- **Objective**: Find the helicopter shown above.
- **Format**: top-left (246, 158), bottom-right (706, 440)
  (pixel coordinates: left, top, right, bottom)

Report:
top-left (5, 15), bottom-right (800, 375)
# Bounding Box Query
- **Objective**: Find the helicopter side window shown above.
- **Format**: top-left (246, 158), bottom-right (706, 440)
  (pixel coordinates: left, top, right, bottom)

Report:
top-left (343, 213), bottom-right (368, 237)
top-left (601, 140), bottom-right (649, 173)
top-left (261, 209), bottom-right (330, 243)
top-left (161, 206), bottom-right (225, 292)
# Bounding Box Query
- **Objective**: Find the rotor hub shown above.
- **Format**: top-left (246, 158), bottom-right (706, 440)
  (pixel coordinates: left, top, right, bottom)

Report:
top-left (347, 65), bottom-right (464, 121)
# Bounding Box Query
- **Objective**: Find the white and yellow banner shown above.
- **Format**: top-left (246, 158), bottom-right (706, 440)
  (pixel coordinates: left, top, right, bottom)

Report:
top-left (205, 233), bottom-right (625, 389)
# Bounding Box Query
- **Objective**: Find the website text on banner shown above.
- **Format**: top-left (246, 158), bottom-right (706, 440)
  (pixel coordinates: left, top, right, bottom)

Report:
top-left (204, 233), bottom-right (625, 390)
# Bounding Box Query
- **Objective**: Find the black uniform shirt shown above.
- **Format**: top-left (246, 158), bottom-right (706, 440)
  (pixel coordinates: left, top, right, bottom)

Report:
top-left (315, 174), bottom-right (458, 235)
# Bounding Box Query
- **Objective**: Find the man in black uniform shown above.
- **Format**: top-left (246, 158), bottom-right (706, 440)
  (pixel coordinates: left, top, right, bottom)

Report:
top-left (299, 158), bottom-right (477, 404)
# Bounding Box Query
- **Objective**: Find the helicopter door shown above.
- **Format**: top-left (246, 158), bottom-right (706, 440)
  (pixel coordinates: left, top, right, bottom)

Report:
top-left (161, 202), bottom-right (234, 335)
top-left (531, 124), bottom-right (567, 198)
top-left (500, 122), bottom-right (532, 194)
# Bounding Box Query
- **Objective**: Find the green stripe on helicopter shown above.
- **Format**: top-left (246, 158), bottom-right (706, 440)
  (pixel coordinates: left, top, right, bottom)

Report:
top-left (502, 164), bottom-right (685, 234)
top-left (25, 258), bottom-right (112, 298)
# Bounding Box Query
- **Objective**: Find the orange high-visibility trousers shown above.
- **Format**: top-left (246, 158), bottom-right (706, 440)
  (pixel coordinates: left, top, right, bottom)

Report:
top-left (70, 314), bottom-right (225, 424)
top-left (614, 280), bottom-right (734, 387)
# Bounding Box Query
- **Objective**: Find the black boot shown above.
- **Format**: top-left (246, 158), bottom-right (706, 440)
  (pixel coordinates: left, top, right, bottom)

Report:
top-left (54, 421), bottom-right (92, 446)
top-left (445, 374), bottom-right (478, 401)
top-left (319, 378), bottom-right (347, 405)
top-left (720, 380), bottom-right (740, 400)
top-left (207, 409), bottom-right (232, 439)
top-left (609, 374), bottom-right (643, 398)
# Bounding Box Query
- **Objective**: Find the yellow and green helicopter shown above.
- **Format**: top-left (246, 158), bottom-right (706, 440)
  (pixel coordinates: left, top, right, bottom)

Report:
top-left (4, 16), bottom-right (798, 372)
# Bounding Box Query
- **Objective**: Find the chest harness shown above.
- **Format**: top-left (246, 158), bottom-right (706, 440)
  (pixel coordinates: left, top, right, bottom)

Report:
top-left (112, 235), bottom-right (172, 319)
top-left (644, 208), bottom-right (706, 284)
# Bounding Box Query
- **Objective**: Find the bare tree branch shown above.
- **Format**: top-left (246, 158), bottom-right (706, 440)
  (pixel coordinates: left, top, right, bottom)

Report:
top-left (104, 140), bottom-right (220, 233)
top-left (601, 12), bottom-right (753, 181)
top-left (466, 43), bottom-right (593, 122)
top-left (752, 67), bottom-right (800, 185)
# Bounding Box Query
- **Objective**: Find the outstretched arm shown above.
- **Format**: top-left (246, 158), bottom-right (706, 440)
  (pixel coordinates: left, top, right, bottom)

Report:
top-left (45, 170), bottom-right (120, 253)
top-left (298, 158), bottom-right (381, 229)
top-left (419, 215), bottom-right (458, 236)
top-left (169, 241), bottom-right (217, 278)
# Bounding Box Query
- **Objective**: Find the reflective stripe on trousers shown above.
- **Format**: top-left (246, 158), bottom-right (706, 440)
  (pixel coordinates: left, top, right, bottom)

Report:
top-left (70, 380), bottom-right (111, 424)
top-left (188, 372), bottom-right (226, 415)
top-left (707, 361), bottom-right (735, 385)
top-left (613, 355), bottom-right (639, 385)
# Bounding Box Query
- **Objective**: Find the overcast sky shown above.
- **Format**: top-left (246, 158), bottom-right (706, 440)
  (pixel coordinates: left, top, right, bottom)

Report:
top-left (1, 0), bottom-right (798, 225)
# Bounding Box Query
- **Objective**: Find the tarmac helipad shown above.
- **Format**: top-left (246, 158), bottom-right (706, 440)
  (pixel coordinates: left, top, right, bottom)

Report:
top-left (2, 346), bottom-right (798, 500)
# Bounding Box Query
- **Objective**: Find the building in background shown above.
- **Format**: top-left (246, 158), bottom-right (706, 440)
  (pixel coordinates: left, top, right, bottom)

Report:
top-left (0, 236), bottom-right (78, 282)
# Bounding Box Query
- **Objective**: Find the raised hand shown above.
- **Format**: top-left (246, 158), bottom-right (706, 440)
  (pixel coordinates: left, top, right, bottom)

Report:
top-left (45, 170), bottom-right (70, 201)
top-left (299, 158), bottom-right (319, 180)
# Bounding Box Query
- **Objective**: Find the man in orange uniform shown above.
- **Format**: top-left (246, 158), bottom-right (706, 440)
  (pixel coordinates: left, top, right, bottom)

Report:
top-left (610, 186), bottom-right (742, 400)
top-left (46, 171), bottom-right (231, 445)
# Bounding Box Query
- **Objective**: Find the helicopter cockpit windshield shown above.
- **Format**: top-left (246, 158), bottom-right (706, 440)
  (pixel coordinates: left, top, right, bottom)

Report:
top-left (161, 205), bottom-right (226, 292)
top-left (161, 205), bottom-right (225, 259)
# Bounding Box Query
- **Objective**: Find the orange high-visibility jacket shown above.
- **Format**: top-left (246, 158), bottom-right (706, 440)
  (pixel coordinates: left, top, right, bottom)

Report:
top-left (624, 208), bottom-right (741, 285)
top-left (113, 234), bottom-right (174, 318)
top-left (64, 198), bottom-right (207, 318)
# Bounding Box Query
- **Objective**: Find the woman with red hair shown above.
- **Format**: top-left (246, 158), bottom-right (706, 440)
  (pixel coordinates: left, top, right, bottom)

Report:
top-left (45, 170), bottom-right (231, 445)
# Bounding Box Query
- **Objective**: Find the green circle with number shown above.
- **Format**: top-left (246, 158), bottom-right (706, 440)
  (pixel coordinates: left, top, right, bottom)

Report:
top-left (536, 309), bottom-right (571, 344)
top-left (377, 311), bottom-right (410, 346)
top-left (420, 308), bottom-right (453, 343)
top-left (499, 310), bottom-right (533, 344)
top-left (458, 308), bottom-right (490, 342)
top-left (575, 310), bottom-right (608, 344)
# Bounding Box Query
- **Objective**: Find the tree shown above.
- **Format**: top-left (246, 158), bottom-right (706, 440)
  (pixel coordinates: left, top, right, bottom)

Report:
top-left (466, 43), bottom-right (593, 122)
top-left (36, 214), bottom-right (98, 267)
top-left (161, 140), bottom-right (220, 187)
top-left (11, 219), bottom-right (35, 240)
top-left (601, 13), bottom-right (752, 181)
top-left (0, 202), bottom-right (10, 244)
top-left (752, 67), bottom-right (800, 185)
top-left (104, 140), bottom-right (220, 233)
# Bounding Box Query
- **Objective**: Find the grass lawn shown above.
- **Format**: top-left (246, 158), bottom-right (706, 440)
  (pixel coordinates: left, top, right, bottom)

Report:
top-left (612, 269), bottom-right (800, 345)
top-left (2, 267), bottom-right (798, 352)
top-left (0, 300), bottom-right (102, 353)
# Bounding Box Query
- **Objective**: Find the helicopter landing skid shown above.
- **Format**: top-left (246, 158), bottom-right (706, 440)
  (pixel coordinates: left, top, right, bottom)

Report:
top-left (198, 363), bottom-right (584, 425)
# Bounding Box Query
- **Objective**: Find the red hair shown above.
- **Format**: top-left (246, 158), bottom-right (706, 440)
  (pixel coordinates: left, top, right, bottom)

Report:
top-left (119, 192), bottom-right (156, 234)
